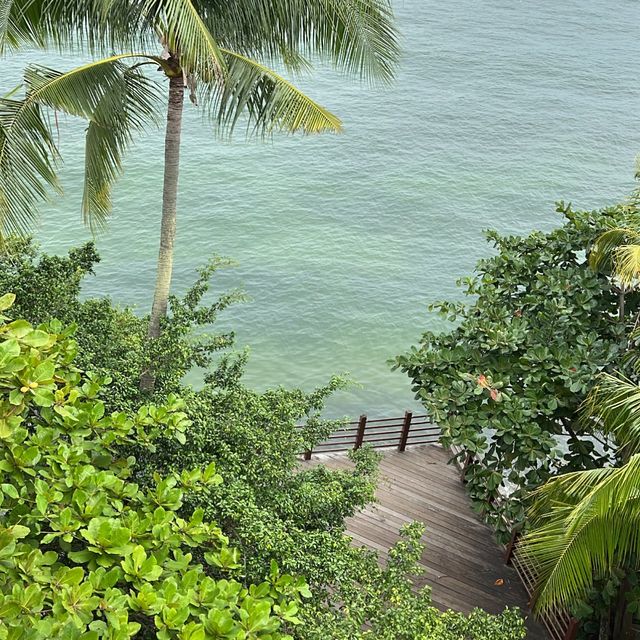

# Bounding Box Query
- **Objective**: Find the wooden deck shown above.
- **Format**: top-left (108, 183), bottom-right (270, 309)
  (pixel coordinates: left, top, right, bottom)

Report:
top-left (304, 445), bottom-right (547, 639)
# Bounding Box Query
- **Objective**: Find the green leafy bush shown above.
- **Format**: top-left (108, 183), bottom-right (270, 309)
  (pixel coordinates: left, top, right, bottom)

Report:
top-left (142, 366), bottom-right (526, 639)
top-left (395, 202), bottom-right (638, 537)
top-left (144, 380), bottom-right (377, 582)
top-left (0, 238), bottom-right (239, 410)
top-left (0, 293), bottom-right (309, 639)
top-left (296, 521), bottom-right (525, 640)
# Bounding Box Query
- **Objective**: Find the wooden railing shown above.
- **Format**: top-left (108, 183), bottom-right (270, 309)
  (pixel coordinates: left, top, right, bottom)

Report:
top-left (303, 411), bottom-right (439, 459)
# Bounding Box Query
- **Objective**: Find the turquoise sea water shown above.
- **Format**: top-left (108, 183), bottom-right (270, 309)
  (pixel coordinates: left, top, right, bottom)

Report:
top-left (5, 1), bottom-right (640, 418)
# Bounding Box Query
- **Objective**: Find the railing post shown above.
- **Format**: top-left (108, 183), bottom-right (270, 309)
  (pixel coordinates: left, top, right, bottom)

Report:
top-left (354, 414), bottom-right (367, 450)
top-left (504, 528), bottom-right (519, 565)
top-left (563, 618), bottom-right (580, 640)
top-left (397, 411), bottom-right (413, 452)
top-left (460, 452), bottom-right (473, 483)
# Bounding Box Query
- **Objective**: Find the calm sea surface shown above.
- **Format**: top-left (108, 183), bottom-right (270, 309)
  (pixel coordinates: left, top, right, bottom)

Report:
top-left (4, 1), bottom-right (640, 417)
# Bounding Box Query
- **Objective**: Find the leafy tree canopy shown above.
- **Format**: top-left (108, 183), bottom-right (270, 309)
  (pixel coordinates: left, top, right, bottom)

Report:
top-left (395, 201), bottom-right (640, 537)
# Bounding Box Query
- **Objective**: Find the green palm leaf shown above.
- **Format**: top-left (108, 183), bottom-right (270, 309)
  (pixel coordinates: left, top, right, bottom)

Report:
top-left (589, 220), bottom-right (640, 277)
top-left (82, 64), bottom-right (162, 230)
top-left (0, 0), bottom-right (150, 53)
top-left (200, 0), bottom-right (399, 82)
top-left (0, 54), bottom-right (161, 236)
top-left (306, 0), bottom-right (399, 82)
top-left (203, 48), bottom-right (342, 136)
top-left (582, 373), bottom-right (640, 457)
top-left (0, 97), bottom-right (59, 236)
top-left (519, 456), bottom-right (640, 615)
top-left (0, 0), bottom-right (11, 48)
top-left (142, 0), bottom-right (225, 81)
top-left (612, 243), bottom-right (640, 286)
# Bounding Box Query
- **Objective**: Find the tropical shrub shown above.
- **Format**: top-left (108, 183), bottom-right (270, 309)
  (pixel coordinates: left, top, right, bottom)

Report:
top-left (0, 293), bottom-right (309, 639)
top-left (140, 366), bottom-right (528, 639)
top-left (395, 202), bottom-right (639, 537)
top-left (296, 521), bottom-right (526, 640)
top-left (0, 238), bottom-right (239, 410)
top-left (141, 380), bottom-right (375, 581)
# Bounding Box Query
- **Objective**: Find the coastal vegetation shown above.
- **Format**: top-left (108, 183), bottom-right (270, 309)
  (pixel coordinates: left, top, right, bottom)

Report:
top-left (398, 198), bottom-right (640, 637)
top-left (0, 293), bottom-right (315, 640)
top-left (0, 244), bottom-right (526, 638)
top-left (519, 372), bottom-right (640, 640)
top-left (9, 196), bottom-right (640, 637)
top-left (0, 1), bottom-right (636, 639)
top-left (396, 201), bottom-right (639, 536)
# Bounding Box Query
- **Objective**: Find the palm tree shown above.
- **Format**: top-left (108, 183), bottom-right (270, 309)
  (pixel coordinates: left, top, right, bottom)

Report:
top-left (0, 0), bottom-right (398, 390)
top-left (589, 213), bottom-right (640, 322)
top-left (590, 219), bottom-right (640, 286)
top-left (517, 372), bottom-right (640, 640)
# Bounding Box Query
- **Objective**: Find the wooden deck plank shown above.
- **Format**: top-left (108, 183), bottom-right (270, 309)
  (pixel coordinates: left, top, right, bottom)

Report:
top-left (346, 509), bottom-right (524, 600)
top-left (346, 516), bottom-right (524, 610)
top-left (353, 507), bottom-right (514, 575)
top-left (303, 444), bottom-right (547, 639)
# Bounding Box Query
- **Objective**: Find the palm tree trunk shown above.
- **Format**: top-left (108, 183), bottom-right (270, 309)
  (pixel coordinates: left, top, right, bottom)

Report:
top-left (599, 606), bottom-right (611, 640)
top-left (140, 72), bottom-right (185, 392)
top-left (612, 575), bottom-right (635, 640)
top-left (618, 285), bottom-right (626, 323)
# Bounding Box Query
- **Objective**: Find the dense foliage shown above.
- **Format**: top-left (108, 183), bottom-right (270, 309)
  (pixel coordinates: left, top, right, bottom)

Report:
top-left (395, 202), bottom-right (639, 537)
top-left (144, 380), bottom-right (526, 639)
top-left (0, 238), bottom-right (239, 411)
top-left (295, 520), bottom-right (525, 640)
top-left (0, 240), bottom-right (527, 639)
top-left (0, 293), bottom-right (310, 639)
top-left (516, 371), bottom-right (640, 640)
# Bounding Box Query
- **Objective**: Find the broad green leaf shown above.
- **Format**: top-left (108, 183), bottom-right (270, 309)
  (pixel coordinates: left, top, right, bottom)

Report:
top-left (9, 388), bottom-right (24, 405)
top-left (1, 483), bottom-right (18, 498)
top-left (0, 292), bottom-right (15, 310)
top-left (32, 359), bottom-right (55, 382)
top-left (10, 524), bottom-right (30, 539)
top-left (36, 493), bottom-right (48, 514)
top-left (32, 387), bottom-right (54, 407)
top-left (20, 329), bottom-right (51, 347)
top-left (0, 338), bottom-right (19, 360)
top-left (6, 319), bottom-right (32, 338)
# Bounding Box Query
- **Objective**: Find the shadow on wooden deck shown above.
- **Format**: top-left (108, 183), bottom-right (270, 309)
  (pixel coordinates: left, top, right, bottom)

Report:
top-left (303, 444), bottom-right (547, 639)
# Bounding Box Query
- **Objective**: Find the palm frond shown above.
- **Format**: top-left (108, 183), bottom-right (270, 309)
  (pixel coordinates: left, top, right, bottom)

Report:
top-left (303, 0), bottom-right (399, 82)
top-left (527, 465), bottom-right (617, 525)
top-left (82, 63), bottom-right (161, 231)
top-left (0, 97), bottom-right (59, 236)
top-left (519, 455), bottom-right (640, 615)
top-left (0, 54), bottom-right (160, 236)
top-left (589, 223), bottom-right (640, 273)
top-left (0, 0), bottom-right (151, 54)
top-left (202, 48), bottom-right (342, 136)
top-left (142, 0), bottom-right (224, 81)
top-left (613, 243), bottom-right (640, 286)
top-left (2, 85), bottom-right (20, 100)
top-left (0, 0), bottom-right (12, 48)
top-left (582, 373), bottom-right (640, 457)
top-left (275, 45), bottom-right (314, 75)
top-left (200, 0), bottom-right (399, 83)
